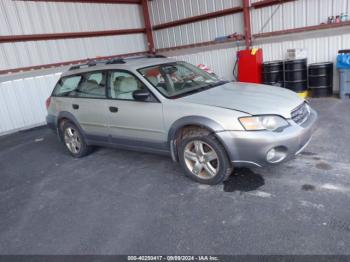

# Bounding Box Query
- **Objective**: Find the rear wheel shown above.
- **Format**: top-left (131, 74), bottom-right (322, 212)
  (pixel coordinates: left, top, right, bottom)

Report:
top-left (61, 121), bottom-right (92, 158)
top-left (179, 129), bottom-right (233, 185)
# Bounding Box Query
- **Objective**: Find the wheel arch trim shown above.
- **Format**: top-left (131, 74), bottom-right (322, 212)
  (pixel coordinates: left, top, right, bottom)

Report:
top-left (56, 111), bottom-right (86, 141)
top-left (167, 116), bottom-right (227, 162)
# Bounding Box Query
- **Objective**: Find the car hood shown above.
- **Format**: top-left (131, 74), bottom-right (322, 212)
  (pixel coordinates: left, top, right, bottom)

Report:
top-left (177, 82), bottom-right (304, 118)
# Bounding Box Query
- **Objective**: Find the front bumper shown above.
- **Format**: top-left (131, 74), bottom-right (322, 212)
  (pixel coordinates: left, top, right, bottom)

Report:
top-left (216, 108), bottom-right (318, 167)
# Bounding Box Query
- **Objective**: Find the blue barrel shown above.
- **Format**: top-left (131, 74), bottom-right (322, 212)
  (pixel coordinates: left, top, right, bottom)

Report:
top-left (339, 69), bottom-right (350, 99)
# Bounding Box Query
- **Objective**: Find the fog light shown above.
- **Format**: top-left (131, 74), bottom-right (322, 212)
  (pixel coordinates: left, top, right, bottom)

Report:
top-left (266, 147), bottom-right (287, 163)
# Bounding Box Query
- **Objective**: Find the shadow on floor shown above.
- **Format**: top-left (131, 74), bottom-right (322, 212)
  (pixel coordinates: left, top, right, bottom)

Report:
top-left (223, 168), bottom-right (265, 193)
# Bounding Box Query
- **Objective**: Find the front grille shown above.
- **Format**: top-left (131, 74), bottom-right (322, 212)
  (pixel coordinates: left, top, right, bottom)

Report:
top-left (291, 103), bottom-right (310, 125)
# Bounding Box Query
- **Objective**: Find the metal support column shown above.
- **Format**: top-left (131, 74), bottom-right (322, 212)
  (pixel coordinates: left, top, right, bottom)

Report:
top-left (242, 0), bottom-right (252, 50)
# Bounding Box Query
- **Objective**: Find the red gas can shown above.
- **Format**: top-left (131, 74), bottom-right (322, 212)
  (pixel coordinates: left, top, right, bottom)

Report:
top-left (237, 49), bottom-right (263, 84)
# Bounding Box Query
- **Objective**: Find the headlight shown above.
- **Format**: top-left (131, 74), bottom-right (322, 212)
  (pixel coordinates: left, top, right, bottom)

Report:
top-left (239, 115), bottom-right (289, 131)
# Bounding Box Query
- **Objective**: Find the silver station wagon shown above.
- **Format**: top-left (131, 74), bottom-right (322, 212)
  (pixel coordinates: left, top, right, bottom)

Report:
top-left (46, 56), bottom-right (317, 185)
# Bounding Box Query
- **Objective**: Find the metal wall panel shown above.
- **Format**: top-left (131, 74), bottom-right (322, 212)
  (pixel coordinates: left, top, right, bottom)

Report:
top-left (168, 31), bottom-right (350, 91)
top-left (0, 0), bottom-right (148, 71)
top-left (171, 45), bottom-right (239, 81)
top-left (0, 72), bottom-right (61, 135)
top-left (149, 0), bottom-right (243, 49)
top-left (250, 0), bottom-right (350, 34)
top-left (149, 0), bottom-right (242, 24)
top-left (256, 31), bottom-right (350, 92)
top-left (154, 14), bottom-right (244, 49)
top-left (0, 1), bottom-right (148, 135)
top-left (0, 0), bottom-right (143, 35)
top-left (0, 34), bottom-right (147, 71)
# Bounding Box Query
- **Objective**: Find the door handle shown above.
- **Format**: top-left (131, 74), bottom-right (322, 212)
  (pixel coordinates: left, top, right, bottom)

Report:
top-left (72, 104), bottom-right (79, 110)
top-left (109, 106), bottom-right (118, 113)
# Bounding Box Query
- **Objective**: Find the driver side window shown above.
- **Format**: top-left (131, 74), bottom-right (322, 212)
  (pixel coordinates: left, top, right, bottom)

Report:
top-left (109, 71), bottom-right (145, 101)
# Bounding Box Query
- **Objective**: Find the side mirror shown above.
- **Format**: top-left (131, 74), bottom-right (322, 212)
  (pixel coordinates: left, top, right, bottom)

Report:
top-left (133, 89), bottom-right (151, 101)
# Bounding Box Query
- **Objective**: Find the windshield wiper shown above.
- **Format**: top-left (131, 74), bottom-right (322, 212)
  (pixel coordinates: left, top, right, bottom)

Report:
top-left (171, 80), bottom-right (229, 99)
top-left (206, 80), bottom-right (229, 88)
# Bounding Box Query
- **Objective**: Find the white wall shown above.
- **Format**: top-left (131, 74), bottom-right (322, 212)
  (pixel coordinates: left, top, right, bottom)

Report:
top-left (153, 0), bottom-right (350, 91)
top-left (0, 72), bottom-right (61, 135)
top-left (0, 0), bottom-right (147, 71)
top-left (1, 0), bottom-right (349, 135)
top-left (168, 30), bottom-right (350, 92)
top-left (0, 34), bottom-right (147, 70)
top-left (170, 45), bottom-right (239, 81)
top-left (0, 0), bottom-right (148, 135)
top-left (250, 0), bottom-right (350, 34)
top-left (149, 0), bottom-right (243, 49)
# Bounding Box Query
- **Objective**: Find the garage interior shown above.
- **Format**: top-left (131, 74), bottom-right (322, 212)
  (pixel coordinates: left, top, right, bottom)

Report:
top-left (1, 0), bottom-right (350, 256)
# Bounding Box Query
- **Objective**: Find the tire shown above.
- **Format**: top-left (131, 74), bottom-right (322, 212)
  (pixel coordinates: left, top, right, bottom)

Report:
top-left (178, 129), bottom-right (233, 185)
top-left (61, 121), bottom-right (92, 158)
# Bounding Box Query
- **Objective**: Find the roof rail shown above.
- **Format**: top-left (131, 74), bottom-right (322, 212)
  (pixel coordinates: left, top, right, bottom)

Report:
top-left (121, 54), bottom-right (167, 60)
top-left (106, 58), bottom-right (126, 64)
top-left (147, 54), bottom-right (167, 58)
top-left (68, 59), bottom-right (105, 71)
top-left (68, 54), bottom-right (167, 71)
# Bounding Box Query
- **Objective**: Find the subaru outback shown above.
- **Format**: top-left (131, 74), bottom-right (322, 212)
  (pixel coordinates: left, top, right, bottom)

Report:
top-left (46, 56), bottom-right (317, 185)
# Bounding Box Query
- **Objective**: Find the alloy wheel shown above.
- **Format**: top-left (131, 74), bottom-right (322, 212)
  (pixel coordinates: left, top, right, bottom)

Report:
top-left (64, 127), bottom-right (81, 154)
top-left (183, 140), bottom-right (219, 179)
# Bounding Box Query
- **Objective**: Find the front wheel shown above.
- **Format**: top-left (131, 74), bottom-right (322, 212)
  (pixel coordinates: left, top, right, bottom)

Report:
top-left (179, 132), bottom-right (233, 185)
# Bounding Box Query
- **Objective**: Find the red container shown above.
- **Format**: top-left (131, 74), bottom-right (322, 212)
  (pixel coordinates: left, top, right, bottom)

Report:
top-left (237, 49), bottom-right (263, 84)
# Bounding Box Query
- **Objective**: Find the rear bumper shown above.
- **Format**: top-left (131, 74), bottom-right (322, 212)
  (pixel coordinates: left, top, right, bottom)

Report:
top-left (46, 114), bottom-right (57, 131)
top-left (216, 108), bottom-right (318, 167)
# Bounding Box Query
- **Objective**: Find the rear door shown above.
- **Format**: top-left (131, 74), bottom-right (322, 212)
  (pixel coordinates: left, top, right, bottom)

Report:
top-left (105, 70), bottom-right (166, 149)
top-left (72, 71), bottom-right (109, 138)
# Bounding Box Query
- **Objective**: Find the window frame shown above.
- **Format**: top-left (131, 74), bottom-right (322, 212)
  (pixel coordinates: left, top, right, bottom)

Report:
top-left (137, 62), bottom-right (221, 99)
top-left (52, 69), bottom-right (160, 103)
top-left (75, 71), bottom-right (108, 99)
top-left (107, 69), bottom-right (160, 103)
top-left (51, 74), bottom-right (84, 97)
top-left (52, 70), bottom-right (108, 100)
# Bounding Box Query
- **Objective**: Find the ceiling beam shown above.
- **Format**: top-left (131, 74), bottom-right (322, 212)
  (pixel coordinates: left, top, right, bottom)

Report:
top-left (141, 0), bottom-right (155, 53)
top-left (251, 0), bottom-right (296, 9)
top-left (242, 0), bottom-right (252, 49)
top-left (0, 51), bottom-right (148, 75)
top-left (153, 6), bottom-right (243, 31)
top-left (0, 28), bottom-right (146, 43)
top-left (254, 20), bottom-right (350, 38)
top-left (156, 35), bottom-right (244, 53)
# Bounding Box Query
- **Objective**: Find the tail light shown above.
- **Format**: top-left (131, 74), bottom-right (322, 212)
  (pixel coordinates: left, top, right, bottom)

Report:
top-left (45, 97), bottom-right (51, 109)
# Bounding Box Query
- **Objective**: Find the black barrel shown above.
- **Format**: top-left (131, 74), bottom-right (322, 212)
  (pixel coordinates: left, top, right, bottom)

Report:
top-left (262, 60), bottom-right (284, 87)
top-left (284, 59), bottom-right (308, 93)
top-left (308, 62), bottom-right (333, 97)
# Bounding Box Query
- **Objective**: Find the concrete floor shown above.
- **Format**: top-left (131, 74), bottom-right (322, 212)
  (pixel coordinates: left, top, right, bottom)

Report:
top-left (0, 98), bottom-right (349, 255)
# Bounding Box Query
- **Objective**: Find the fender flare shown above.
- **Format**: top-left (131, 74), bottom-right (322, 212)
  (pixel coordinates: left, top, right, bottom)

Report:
top-left (167, 116), bottom-right (226, 162)
top-left (56, 111), bottom-right (86, 141)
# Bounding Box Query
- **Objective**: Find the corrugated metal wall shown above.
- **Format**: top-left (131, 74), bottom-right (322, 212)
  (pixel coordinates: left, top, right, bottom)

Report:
top-left (0, 1), bottom-right (143, 34)
top-left (149, 0), bottom-right (243, 49)
top-left (171, 45), bottom-right (239, 81)
top-left (0, 0), bottom-right (148, 135)
top-left (0, 0), bottom-right (147, 70)
top-left (0, 35), bottom-right (147, 70)
top-left (1, 0), bottom-right (349, 135)
top-left (153, 0), bottom-right (350, 91)
top-left (0, 72), bottom-right (61, 135)
top-left (250, 0), bottom-right (350, 34)
top-left (170, 31), bottom-right (350, 91)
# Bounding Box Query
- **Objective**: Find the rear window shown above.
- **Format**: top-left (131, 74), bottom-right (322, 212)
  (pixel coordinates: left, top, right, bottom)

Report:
top-left (53, 75), bottom-right (82, 96)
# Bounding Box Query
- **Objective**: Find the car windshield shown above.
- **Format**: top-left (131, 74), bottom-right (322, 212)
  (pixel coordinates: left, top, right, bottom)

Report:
top-left (138, 62), bottom-right (227, 98)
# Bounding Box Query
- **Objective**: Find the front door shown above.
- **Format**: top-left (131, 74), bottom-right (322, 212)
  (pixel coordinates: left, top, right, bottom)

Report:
top-left (105, 70), bottom-right (166, 150)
